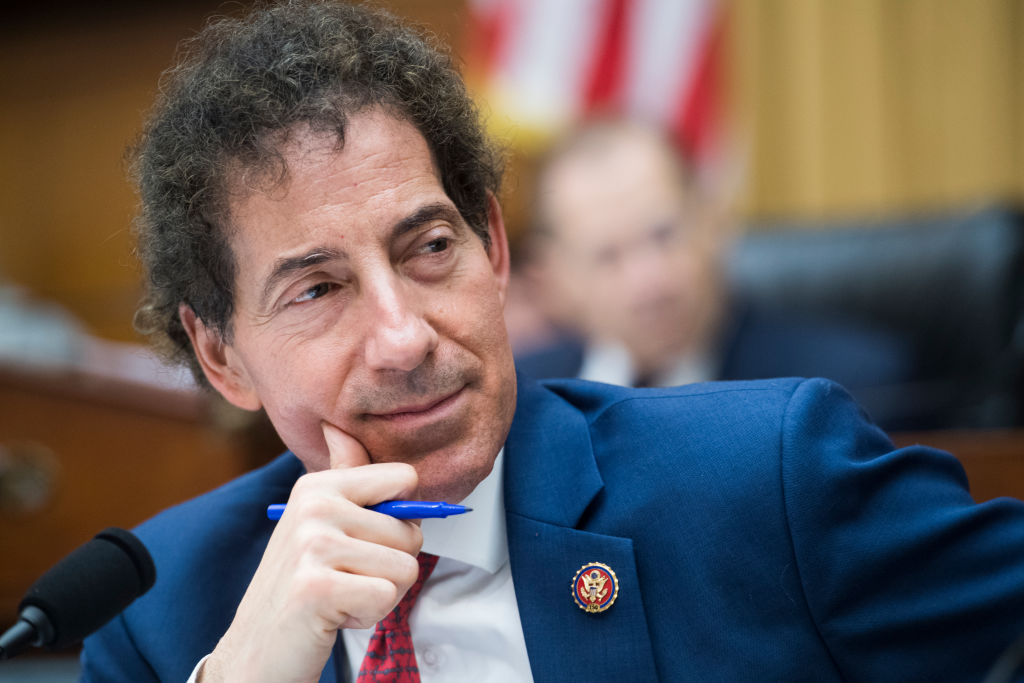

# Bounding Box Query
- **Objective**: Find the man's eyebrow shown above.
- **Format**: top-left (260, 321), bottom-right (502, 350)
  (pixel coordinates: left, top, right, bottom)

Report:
top-left (260, 248), bottom-right (342, 308)
top-left (257, 204), bottom-right (461, 308)
top-left (391, 202), bottom-right (464, 241)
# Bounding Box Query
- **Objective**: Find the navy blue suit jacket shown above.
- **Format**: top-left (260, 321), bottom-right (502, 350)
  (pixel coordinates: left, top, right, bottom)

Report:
top-left (81, 376), bottom-right (1024, 681)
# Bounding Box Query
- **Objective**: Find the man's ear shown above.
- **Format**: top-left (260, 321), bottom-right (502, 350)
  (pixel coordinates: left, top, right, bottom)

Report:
top-left (484, 192), bottom-right (511, 305)
top-left (178, 304), bottom-right (262, 411)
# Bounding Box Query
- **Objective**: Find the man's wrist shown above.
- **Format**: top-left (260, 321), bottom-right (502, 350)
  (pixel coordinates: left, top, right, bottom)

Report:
top-left (196, 642), bottom-right (237, 683)
top-left (188, 653), bottom-right (212, 683)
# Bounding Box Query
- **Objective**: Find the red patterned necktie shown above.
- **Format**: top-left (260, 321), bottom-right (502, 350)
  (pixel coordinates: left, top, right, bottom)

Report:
top-left (357, 552), bottom-right (439, 683)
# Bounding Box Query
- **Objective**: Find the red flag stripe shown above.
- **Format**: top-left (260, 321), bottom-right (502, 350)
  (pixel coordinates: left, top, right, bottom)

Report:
top-left (673, 2), bottom-right (723, 161)
top-left (582, 0), bottom-right (630, 111)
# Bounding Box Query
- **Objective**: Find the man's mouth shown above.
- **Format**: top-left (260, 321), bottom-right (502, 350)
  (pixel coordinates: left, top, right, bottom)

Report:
top-left (365, 384), bottom-right (467, 423)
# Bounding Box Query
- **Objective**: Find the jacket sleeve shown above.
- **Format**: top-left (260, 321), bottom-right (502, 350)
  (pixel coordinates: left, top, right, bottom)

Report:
top-left (79, 612), bottom-right (161, 683)
top-left (781, 377), bottom-right (1024, 680)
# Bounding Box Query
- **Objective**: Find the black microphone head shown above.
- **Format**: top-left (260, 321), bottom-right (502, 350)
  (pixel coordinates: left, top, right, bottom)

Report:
top-left (17, 527), bottom-right (156, 650)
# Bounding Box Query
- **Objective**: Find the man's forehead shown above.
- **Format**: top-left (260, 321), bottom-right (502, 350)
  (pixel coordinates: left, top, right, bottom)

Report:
top-left (224, 110), bottom-right (436, 202)
top-left (548, 173), bottom-right (684, 244)
top-left (543, 144), bottom-right (685, 229)
top-left (213, 111), bottom-right (455, 305)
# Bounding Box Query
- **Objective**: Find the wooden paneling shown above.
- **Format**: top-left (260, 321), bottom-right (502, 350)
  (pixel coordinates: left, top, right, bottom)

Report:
top-left (0, 362), bottom-right (251, 621)
top-left (891, 430), bottom-right (1024, 504)
top-left (729, 0), bottom-right (1023, 220)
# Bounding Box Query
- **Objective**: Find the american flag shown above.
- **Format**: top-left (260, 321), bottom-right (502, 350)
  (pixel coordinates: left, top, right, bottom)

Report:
top-left (464, 0), bottom-right (723, 166)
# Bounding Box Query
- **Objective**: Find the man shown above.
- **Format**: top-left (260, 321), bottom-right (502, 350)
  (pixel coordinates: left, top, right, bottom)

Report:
top-left (517, 119), bottom-right (912, 427)
top-left (81, 2), bottom-right (1024, 681)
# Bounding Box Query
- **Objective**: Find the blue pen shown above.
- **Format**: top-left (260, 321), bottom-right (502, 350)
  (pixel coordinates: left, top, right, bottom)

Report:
top-left (266, 500), bottom-right (471, 521)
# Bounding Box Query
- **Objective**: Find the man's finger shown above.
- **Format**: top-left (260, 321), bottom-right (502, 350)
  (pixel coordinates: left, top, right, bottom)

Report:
top-left (323, 422), bottom-right (371, 470)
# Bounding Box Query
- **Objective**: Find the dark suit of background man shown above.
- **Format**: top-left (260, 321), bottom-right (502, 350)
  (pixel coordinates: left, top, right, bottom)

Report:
top-left (80, 2), bottom-right (1024, 681)
top-left (516, 118), bottom-right (913, 430)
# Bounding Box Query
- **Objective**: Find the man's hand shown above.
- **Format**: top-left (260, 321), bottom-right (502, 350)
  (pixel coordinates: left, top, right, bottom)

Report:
top-left (199, 423), bottom-right (423, 683)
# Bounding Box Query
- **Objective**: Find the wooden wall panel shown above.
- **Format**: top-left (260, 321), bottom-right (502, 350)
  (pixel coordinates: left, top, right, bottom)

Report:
top-left (1, 7), bottom-right (221, 341)
top-left (0, 363), bottom-right (251, 621)
top-left (729, 0), bottom-right (1023, 220)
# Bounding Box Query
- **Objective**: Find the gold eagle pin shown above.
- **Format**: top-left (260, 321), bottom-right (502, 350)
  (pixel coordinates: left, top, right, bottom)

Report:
top-left (571, 562), bottom-right (619, 613)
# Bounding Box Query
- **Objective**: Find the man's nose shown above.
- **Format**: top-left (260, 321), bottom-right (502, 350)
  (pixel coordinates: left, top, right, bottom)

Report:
top-left (363, 276), bottom-right (439, 372)
top-left (623, 242), bottom-right (675, 298)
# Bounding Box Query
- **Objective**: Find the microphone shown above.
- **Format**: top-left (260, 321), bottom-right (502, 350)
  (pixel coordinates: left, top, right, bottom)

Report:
top-left (0, 527), bottom-right (156, 659)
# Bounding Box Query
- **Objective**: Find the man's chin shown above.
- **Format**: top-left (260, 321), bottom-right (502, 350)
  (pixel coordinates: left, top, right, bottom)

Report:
top-left (414, 455), bottom-right (495, 503)
top-left (370, 437), bottom-right (498, 503)
top-left (358, 419), bottom-right (462, 465)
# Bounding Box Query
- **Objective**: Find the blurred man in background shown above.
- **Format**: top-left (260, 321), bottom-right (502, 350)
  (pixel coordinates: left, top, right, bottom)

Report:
top-left (517, 118), bottom-right (912, 427)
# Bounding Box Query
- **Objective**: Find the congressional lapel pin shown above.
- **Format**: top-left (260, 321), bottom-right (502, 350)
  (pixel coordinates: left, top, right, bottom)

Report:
top-left (572, 562), bottom-right (619, 613)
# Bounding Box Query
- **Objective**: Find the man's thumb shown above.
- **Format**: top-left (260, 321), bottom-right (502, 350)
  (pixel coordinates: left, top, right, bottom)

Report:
top-left (322, 422), bottom-right (371, 470)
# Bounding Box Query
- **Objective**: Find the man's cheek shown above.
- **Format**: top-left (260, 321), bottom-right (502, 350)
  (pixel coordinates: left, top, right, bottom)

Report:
top-left (263, 398), bottom-right (331, 470)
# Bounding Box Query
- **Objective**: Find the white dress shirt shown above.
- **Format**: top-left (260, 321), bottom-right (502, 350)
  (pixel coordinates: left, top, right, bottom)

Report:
top-left (579, 339), bottom-right (713, 388)
top-left (189, 449), bottom-right (533, 682)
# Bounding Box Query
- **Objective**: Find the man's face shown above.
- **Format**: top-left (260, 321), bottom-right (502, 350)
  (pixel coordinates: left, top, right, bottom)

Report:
top-left (194, 109), bottom-right (516, 503)
top-left (537, 130), bottom-right (724, 372)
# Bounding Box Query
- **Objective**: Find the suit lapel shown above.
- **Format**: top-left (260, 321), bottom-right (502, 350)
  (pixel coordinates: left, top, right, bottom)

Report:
top-left (504, 377), bottom-right (658, 681)
top-left (319, 635), bottom-right (342, 683)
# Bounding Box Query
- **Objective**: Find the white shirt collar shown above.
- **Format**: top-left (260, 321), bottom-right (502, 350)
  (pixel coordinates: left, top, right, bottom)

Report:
top-left (579, 339), bottom-right (714, 387)
top-left (419, 448), bottom-right (507, 574)
top-left (578, 340), bottom-right (635, 386)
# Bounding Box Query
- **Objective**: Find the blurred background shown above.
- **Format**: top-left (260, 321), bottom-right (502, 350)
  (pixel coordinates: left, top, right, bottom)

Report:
top-left (0, 0), bottom-right (1022, 677)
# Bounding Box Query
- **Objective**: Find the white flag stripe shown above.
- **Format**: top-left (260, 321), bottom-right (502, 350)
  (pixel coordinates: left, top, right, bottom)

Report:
top-left (624, 0), bottom-right (712, 125)
top-left (491, 0), bottom-right (604, 128)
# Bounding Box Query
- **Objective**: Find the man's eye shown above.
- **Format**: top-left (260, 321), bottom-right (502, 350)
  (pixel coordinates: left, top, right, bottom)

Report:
top-left (423, 237), bottom-right (451, 253)
top-left (292, 282), bottom-right (332, 304)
